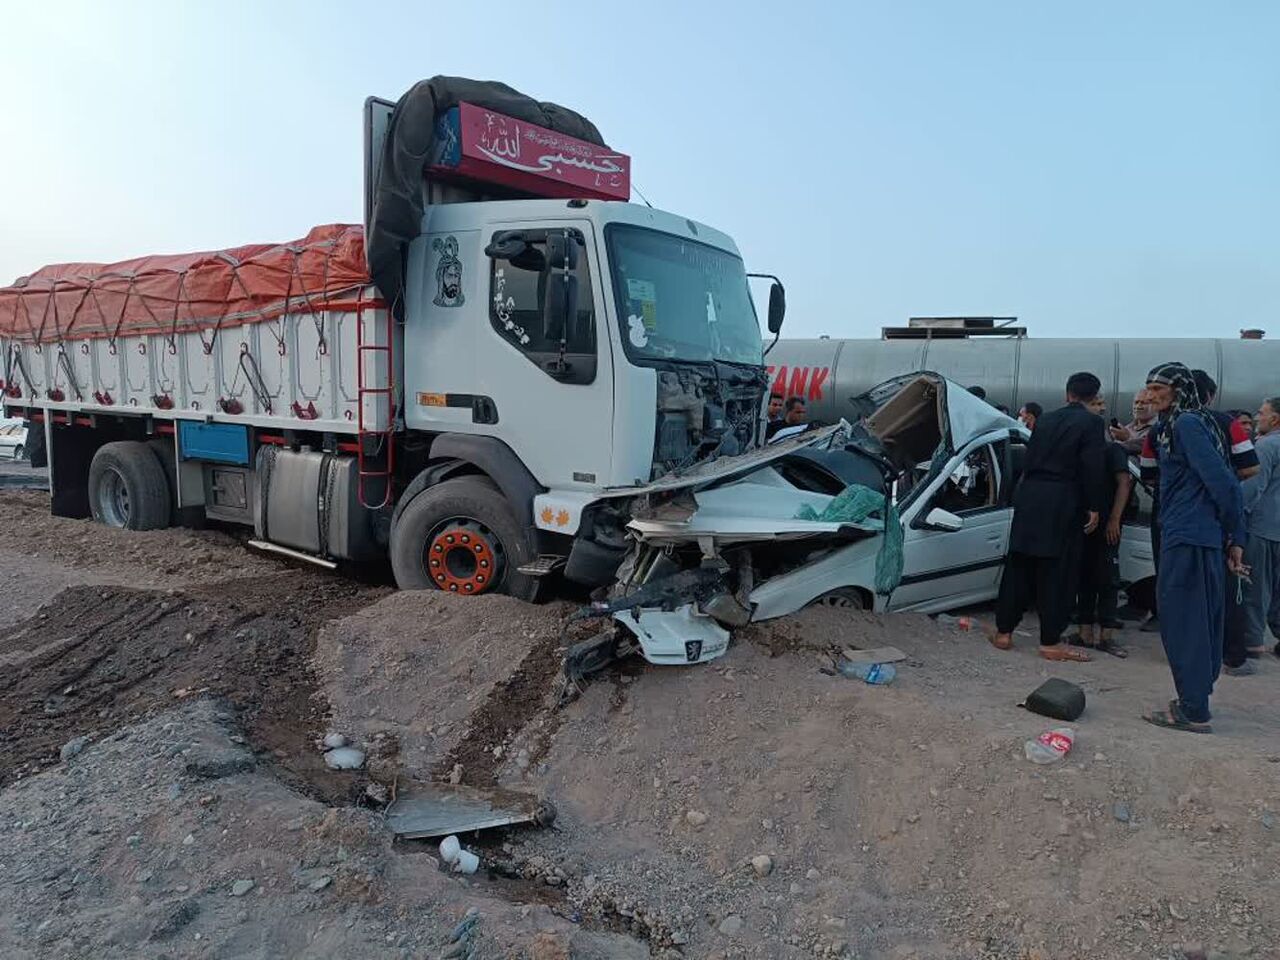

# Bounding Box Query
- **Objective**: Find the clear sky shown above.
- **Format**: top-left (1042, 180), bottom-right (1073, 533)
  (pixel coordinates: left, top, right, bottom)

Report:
top-left (1, 1), bottom-right (1276, 339)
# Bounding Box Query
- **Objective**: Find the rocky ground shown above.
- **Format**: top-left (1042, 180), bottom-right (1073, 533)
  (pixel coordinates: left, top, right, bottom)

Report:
top-left (1, 474), bottom-right (1278, 959)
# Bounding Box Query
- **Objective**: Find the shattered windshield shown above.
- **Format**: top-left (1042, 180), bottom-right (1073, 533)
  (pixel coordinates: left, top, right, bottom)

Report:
top-left (605, 224), bottom-right (763, 366)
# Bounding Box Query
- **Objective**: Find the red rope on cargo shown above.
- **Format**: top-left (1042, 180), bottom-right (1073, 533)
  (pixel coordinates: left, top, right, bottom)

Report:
top-left (33, 283), bottom-right (55, 346)
top-left (61, 283), bottom-right (94, 341)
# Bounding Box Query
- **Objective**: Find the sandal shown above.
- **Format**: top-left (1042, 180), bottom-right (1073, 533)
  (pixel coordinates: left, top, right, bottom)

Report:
top-left (1092, 637), bottom-right (1128, 659)
top-left (1143, 701), bottom-right (1212, 734)
top-left (1039, 644), bottom-right (1091, 662)
top-left (988, 631), bottom-right (1013, 651)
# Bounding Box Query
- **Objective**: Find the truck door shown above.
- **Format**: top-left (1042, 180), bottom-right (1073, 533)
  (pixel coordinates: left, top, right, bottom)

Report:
top-left (406, 221), bottom-right (614, 492)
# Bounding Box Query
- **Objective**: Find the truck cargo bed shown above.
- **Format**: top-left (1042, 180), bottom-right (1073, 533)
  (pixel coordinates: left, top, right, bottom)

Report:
top-left (2, 293), bottom-right (395, 434)
top-left (0, 226), bottom-right (397, 434)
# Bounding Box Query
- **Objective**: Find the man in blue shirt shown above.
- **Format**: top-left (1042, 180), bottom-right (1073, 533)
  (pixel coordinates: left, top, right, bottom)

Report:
top-left (1226, 397), bottom-right (1280, 665)
top-left (1142, 363), bottom-right (1248, 734)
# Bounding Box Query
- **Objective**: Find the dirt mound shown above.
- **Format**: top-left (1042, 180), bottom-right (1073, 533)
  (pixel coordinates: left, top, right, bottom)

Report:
top-left (0, 490), bottom-right (283, 586)
top-left (314, 591), bottom-right (579, 786)
top-left (739, 604), bottom-right (944, 657)
top-left (0, 571), bottom-right (388, 794)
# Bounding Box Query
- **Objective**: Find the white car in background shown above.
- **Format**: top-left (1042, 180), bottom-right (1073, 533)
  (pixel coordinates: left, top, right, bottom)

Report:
top-left (0, 418), bottom-right (28, 460)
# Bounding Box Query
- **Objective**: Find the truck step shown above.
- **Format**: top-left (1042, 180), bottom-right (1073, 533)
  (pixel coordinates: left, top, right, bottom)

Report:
top-left (248, 539), bottom-right (338, 570)
top-left (517, 555), bottom-right (567, 578)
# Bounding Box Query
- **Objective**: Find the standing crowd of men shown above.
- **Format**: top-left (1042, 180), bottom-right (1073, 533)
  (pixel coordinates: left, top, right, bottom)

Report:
top-left (996, 364), bottom-right (1279, 734)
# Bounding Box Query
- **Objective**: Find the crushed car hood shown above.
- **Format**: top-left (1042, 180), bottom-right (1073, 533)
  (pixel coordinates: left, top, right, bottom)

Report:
top-left (597, 423), bottom-right (847, 501)
top-left (627, 471), bottom-right (883, 544)
top-left (624, 373), bottom-right (1021, 546)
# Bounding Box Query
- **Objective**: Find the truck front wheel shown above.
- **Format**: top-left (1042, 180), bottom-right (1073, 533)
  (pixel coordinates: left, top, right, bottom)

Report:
top-left (88, 441), bottom-right (173, 531)
top-left (390, 477), bottom-right (537, 600)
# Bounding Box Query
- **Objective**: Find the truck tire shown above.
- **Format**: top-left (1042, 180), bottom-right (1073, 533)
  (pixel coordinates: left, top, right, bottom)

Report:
top-left (145, 437), bottom-right (204, 528)
top-left (88, 441), bottom-right (173, 531)
top-left (391, 476), bottom-right (537, 600)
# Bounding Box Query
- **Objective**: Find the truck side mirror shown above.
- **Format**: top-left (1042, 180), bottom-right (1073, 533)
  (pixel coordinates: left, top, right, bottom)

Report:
top-left (544, 272), bottom-right (579, 342)
top-left (484, 231), bottom-right (529, 261)
top-left (767, 282), bottom-right (786, 334)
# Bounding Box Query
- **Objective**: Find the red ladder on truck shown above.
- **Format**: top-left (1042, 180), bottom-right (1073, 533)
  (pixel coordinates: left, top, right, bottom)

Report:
top-left (355, 295), bottom-right (395, 509)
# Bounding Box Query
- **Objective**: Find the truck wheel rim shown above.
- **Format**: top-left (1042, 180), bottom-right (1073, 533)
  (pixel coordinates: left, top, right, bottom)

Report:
top-left (99, 467), bottom-right (131, 527)
top-left (426, 520), bottom-right (502, 595)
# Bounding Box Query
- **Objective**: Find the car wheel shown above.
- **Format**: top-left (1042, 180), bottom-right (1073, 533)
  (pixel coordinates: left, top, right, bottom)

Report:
top-left (88, 441), bottom-right (173, 530)
top-left (390, 476), bottom-right (537, 600)
top-left (809, 587), bottom-right (869, 610)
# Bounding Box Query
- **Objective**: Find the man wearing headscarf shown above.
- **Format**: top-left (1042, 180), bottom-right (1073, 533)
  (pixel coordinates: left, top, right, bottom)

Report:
top-left (991, 372), bottom-right (1107, 661)
top-left (1141, 362), bottom-right (1247, 733)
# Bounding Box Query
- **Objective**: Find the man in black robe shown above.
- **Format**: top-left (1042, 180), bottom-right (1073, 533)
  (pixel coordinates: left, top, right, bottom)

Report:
top-left (991, 372), bottom-right (1108, 661)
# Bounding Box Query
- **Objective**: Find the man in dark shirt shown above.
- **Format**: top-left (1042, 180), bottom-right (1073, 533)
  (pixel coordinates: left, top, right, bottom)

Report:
top-left (1072, 394), bottom-right (1134, 654)
top-left (992, 372), bottom-right (1107, 661)
top-left (766, 396), bottom-right (810, 443)
top-left (766, 391), bottom-right (784, 424)
top-left (1018, 401), bottom-right (1043, 432)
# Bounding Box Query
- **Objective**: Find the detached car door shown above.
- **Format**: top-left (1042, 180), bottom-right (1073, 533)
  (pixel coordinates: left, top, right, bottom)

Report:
top-left (889, 438), bottom-right (1013, 612)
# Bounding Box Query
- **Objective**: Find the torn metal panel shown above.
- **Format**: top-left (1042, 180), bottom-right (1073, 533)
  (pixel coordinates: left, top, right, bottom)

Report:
top-left (627, 474), bottom-right (881, 546)
top-left (854, 372), bottom-right (1020, 463)
top-left (613, 604), bottom-right (731, 665)
top-left (596, 423), bottom-right (847, 500)
top-left (746, 534), bottom-right (882, 619)
top-left (386, 782), bottom-right (551, 840)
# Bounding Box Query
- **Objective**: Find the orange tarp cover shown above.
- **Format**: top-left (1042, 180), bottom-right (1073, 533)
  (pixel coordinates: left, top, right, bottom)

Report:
top-left (0, 224), bottom-right (371, 345)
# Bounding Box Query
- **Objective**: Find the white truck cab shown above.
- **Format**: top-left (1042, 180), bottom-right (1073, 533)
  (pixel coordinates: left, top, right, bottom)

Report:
top-left (405, 199), bottom-right (764, 501)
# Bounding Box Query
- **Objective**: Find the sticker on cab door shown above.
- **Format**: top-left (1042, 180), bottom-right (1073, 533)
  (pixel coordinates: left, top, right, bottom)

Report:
top-left (432, 236), bottom-right (465, 308)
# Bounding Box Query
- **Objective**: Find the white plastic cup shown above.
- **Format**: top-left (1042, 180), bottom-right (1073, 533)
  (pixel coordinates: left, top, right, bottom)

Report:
top-left (451, 849), bottom-right (480, 874)
top-left (438, 835), bottom-right (461, 864)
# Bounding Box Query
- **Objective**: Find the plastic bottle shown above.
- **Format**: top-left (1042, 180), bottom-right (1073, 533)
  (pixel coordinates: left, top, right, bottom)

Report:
top-left (837, 660), bottom-right (896, 685)
top-left (438, 835), bottom-right (479, 873)
top-left (1024, 727), bottom-right (1075, 764)
top-left (935, 614), bottom-right (974, 631)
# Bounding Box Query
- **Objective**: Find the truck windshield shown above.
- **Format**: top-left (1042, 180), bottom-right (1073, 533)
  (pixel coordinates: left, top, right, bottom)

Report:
top-left (605, 224), bottom-right (763, 366)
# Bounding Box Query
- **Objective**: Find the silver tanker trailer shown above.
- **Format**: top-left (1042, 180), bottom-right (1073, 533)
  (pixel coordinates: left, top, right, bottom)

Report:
top-left (770, 331), bottom-right (1278, 424)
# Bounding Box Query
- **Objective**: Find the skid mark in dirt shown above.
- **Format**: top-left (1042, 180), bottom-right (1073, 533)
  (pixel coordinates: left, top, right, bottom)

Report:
top-left (432, 629), bottom-right (570, 788)
top-left (0, 572), bottom-right (389, 796)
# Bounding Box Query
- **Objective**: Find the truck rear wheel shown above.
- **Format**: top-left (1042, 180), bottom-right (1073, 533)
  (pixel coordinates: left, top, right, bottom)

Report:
top-left (390, 477), bottom-right (537, 600)
top-left (88, 441), bottom-right (173, 531)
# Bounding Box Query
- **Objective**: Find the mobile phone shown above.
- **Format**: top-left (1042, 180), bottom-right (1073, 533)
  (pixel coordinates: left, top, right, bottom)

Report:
top-left (1110, 418), bottom-right (1120, 428)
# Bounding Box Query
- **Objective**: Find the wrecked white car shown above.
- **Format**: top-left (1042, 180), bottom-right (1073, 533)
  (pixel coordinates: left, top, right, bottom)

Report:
top-left (578, 373), bottom-right (1155, 670)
